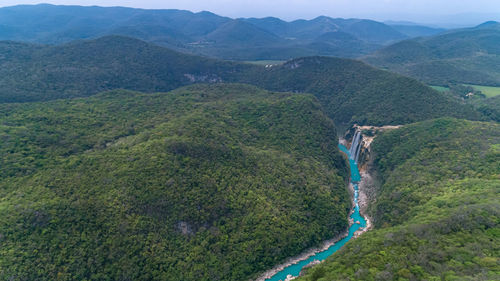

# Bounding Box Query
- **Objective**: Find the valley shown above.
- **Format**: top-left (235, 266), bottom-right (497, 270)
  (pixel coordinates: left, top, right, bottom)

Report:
top-left (0, 84), bottom-right (352, 280)
top-left (0, 36), bottom-right (484, 128)
top-left (298, 119), bottom-right (500, 280)
top-left (0, 3), bottom-right (498, 281)
top-left (259, 141), bottom-right (369, 281)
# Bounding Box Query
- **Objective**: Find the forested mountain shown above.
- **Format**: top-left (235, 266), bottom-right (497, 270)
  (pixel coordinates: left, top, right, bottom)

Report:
top-left (387, 23), bottom-right (445, 38)
top-left (0, 4), bottom-right (412, 59)
top-left (0, 4), bottom-right (230, 44)
top-left (364, 21), bottom-right (500, 85)
top-left (0, 83), bottom-right (352, 280)
top-left (0, 36), bottom-right (253, 102)
top-left (237, 57), bottom-right (483, 127)
top-left (0, 4), bottom-right (498, 281)
top-left (0, 36), bottom-right (483, 128)
top-left (244, 16), bottom-right (407, 44)
top-left (299, 118), bottom-right (500, 280)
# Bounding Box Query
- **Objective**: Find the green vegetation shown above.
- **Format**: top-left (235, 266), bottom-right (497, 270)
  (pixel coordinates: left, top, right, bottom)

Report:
top-left (427, 84), bottom-right (500, 121)
top-left (365, 22), bottom-right (500, 86)
top-left (299, 118), bottom-right (500, 281)
top-left (0, 36), bottom-right (256, 103)
top-left (0, 4), bottom-right (411, 60)
top-left (472, 95), bottom-right (500, 122)
top-left (430, 85), bottom-right (449, 92)
top-left (466, 84), bottom-right (500, 98)
top-left (244, 60), bottom-right (286, 65)
top-left (0, 36), bottom-right (483, 128)
top-left (240, 57), bottom-right (483, 127)
top-left (0, 6), bottom-right (497, 281)
top-left (0, 84), bottom-right (352, 281)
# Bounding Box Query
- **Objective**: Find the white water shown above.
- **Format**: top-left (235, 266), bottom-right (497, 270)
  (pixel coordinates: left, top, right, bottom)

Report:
top-left (349, 130), bottom-right (362, 163)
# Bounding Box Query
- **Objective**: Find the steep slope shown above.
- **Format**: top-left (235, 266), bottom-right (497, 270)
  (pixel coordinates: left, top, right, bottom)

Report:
top-left (0, 36), bottom-right (484, 127)
top-left (299, 118), bottom-right (500, 280)
top-left (0, 83), bottom-right (350, 281)
top-left (365, 22), bottom-right (500, 85)
top-left (0, 36), bottom-right (254, 102)
top-left (239, 57), bottom-right (483, 127)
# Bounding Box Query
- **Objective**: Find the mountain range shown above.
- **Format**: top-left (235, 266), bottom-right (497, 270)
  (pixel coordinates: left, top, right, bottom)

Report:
top-left (0, 4), bottom-right (498, 281)
top-left (0, 4), bottom-right (441, 60)
top-left (0, 35), bottom-right (483, 127)
top-left (365, 21), bottom-right (500, 86)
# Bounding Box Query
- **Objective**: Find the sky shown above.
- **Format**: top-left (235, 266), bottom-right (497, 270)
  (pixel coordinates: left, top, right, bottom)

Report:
top-left (1, 0), bottom-right (499, 26)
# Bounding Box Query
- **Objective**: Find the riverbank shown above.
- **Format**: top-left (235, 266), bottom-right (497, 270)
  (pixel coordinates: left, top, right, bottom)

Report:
top-left (254, 228), bottom-right (351, 281)
top-left (255, 143), bottom-right (369, 281)
top-left (354, 175), bottom-right (374, 238)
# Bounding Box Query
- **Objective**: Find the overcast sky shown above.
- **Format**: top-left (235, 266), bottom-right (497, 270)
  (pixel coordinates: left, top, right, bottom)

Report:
top-left (1, 1), bottom-right (499, 26)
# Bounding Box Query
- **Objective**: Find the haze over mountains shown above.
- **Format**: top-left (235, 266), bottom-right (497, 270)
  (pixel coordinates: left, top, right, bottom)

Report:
top-left (365, 21), bottom-right (500, 86)
top-left (1, 3), bottom-right (497, 85)
top-left (0, 4), bottom-right (442, 60)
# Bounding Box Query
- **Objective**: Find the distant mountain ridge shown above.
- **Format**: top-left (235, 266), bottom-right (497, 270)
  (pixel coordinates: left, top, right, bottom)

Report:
top-left (388, 24), bottom-right (445, 37)
top-left (0, 4), bottom-right (416, 60)
top-left (364, 21), bottom-right (500, 86)
top-left (243, 16), bottom-right (408, 44)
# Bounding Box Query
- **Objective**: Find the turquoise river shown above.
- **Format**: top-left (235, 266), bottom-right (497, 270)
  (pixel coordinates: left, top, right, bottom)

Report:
top-left (265, 143), bottom-right (368, 281)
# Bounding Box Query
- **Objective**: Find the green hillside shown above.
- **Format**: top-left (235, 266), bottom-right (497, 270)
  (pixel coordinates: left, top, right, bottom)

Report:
top-left (0, 36), bottom-right (254, 103)
top-left (467, 84), bottom-right (500, 98)
top-left (239, 57), bottom-right (483, 127)
top-left (473, 95), bottom-right (500, 122)
top-left (0, 5), bottom-right (497, 281)
top-left (0, 84), bottom-right (351, 280)
top-left (0, 36), bottom-right (483, 128)
top-left (364, 22), bottom-right (500, 86)
top-left (299, 118), bottom-right (500, 281)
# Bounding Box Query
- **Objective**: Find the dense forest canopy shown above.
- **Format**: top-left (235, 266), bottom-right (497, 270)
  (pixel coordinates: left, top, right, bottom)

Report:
top-left (364, 22), bottom-right (500, 86)
top-left (0, 84), bottom-right (352, 280)
top-left (0, 36), bottom-right (485, 128)
top-left (0, 4), bottom-right (497, 281)
top-left (299, 118), bottom-right (500, 281)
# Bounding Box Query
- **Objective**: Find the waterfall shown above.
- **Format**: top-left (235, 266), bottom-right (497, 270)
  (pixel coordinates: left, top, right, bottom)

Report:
top-left (348, 131), bottom-right (359, 157)
top-left (349, 130), bottom-right (362, 163)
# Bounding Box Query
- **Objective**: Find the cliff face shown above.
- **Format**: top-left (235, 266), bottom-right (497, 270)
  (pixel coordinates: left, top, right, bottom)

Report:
top-left (344, 125), bottom-right (402, 171)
